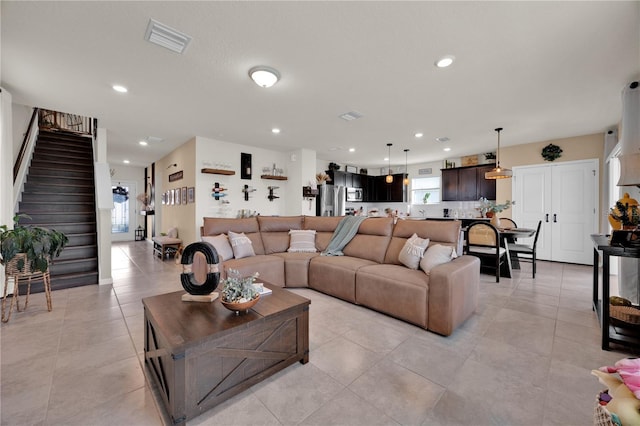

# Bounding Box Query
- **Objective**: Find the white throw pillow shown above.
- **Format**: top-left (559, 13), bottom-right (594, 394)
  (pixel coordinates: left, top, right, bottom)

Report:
top-left (288, 230), bottom-right (317, 253)
top-left (398, 233), bottom-right (430, 270)
top-left (420, 244), bottom-right (458, 275)
top-left (228, 231), bottom-right (256, 259)
top-left (202, 234), bottom-right (234, 261)
top-left (167, 227), bottom-right (178, 238)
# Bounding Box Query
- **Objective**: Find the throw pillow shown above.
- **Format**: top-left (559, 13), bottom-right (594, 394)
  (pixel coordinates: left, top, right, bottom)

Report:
top-left (228, 231), bottom-right (256, 259)
top-left (420, 244), bottom-right (458, 275)
top-left (398, 233), bottom-right (430, 270)
top-left (202, 234), bottom-right (234, 261)
top-left (288, 230), bottom-right (317, 253)
top-left (167, 227), bottom-right (178, 238)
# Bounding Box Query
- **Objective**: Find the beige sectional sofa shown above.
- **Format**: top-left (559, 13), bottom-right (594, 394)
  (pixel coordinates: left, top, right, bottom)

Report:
top-left (201, 215), bottom-right (480, 336)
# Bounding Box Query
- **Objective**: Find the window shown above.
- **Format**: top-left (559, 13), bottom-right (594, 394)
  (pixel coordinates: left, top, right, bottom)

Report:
top-left (411, 176), bottom-right (441, 204)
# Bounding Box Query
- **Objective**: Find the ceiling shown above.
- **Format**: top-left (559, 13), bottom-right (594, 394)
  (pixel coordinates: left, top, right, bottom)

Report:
top-left (2, 1), bottom-right (639, 170)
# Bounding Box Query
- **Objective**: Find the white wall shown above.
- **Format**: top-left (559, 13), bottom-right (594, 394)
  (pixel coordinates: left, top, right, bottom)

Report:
top-left (11, 103), bottom-right (32, 163)
top-left (194, 136), bottom-right (290, 239)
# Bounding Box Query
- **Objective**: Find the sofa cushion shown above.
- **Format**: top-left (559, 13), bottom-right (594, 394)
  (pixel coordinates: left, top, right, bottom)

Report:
top-left (385, 219), bottom-right (461, 264)
top-left (288, 230), bottom-right (317, 253)
top-left (202, 217), bottom-right (265, 255)
top-left (303, 216), bottom-right (343, 251)
top-left (272, 252), bottom-right (319, 287)
top-left (398, 233), bottom-right (430, 270)
top-left (222, 255), bottom-right (285, 287)
top-left (342, 217), bottom-right (394, 263)
top-left (308, 255), bottom-right (376, 302)
top-left (228, 231), bottom-right (256, 259)
top-left (420, 244), bottom-right (458, 275)
top-left (356, 264), bottom-right (430, 328)
top-left (202, 234), bottom-right (234, 261)
top-left (258, 216), bottom-right (304, 254)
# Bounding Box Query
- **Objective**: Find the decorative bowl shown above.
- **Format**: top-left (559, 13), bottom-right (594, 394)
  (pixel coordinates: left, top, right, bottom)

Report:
top-left (220, 294), bottom-right (260, 314)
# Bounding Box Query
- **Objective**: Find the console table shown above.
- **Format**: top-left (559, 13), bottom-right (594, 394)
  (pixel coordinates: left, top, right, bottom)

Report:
top-left (591, 234), bottom-right (640, 350)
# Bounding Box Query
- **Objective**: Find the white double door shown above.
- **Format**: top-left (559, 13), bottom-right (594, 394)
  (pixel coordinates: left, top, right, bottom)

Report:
top-left (512, 159), bottom-right (598, 265)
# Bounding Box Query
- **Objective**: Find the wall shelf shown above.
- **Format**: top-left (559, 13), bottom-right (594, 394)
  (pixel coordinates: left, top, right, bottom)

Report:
top-left (201, 168), bottom-right (235, 175)
top-left (261, 175), bottom-right (288, 181)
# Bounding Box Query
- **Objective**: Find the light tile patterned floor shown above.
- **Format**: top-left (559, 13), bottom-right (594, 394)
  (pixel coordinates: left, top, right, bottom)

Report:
top-left (1, 241), bottom-right (635, 425)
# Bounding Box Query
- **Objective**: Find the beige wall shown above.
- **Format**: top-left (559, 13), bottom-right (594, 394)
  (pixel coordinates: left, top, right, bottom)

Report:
top-left (156, 138), bottom-right (197, 244)
top-left (498, 132), bottom-right (604, 218)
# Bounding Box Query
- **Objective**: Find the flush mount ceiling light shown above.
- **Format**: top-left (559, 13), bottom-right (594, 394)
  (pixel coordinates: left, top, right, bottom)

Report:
top-left (485, 127), bottom-right (513, 179)
top-left (249, 66), bottom-right (280, 88)
top-left (112, 85), bottom-right (128, 93)
top-left (435, 55), bottom-right (455, 68)
top-left (403, 149), bottom-right (410, 186)
top-left (386, 143), bottom-right (393, 184)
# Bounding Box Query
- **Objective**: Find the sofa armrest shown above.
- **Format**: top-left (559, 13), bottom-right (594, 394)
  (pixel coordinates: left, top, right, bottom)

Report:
top-left (427, 255), bottom-right (480, 336)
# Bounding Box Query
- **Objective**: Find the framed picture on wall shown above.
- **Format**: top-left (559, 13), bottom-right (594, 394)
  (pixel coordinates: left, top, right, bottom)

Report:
top-left (182, 186), bottom-right (187, 204)
top-left (187, 187), bottom-right (195, 203)
top-left (170, 189), bottom-right (175, 205)
top-left (161, 192), bottom-right (166, 205)
top-left (175, 187), bottom-right (181, 205)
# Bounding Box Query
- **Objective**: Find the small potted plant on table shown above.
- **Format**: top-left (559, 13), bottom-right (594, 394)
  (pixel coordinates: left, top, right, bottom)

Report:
top-left (220, 269), bottom-right (260, 314)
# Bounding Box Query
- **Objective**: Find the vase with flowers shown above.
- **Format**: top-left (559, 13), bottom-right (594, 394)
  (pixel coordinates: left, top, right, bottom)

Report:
top-left (478, 197), bottom-right (515, 228)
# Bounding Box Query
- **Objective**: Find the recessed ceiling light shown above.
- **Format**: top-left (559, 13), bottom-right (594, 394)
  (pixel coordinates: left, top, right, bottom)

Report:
top-left (139, 141), bottom-right (148, 146)
top-left (443, 148), bottom-right (451, 152)
top-left (249, 66), bottom-right (280, 88)
top-left (435, 136), bottom-right (450, 143)
top-left (339, 111), bottom-right (364, 121)
top-left (349, 148), bottom-right (355, 152)
top-left (435, 56), bottom-right (455, 68)
top-left (414, 132), bottom-right (424, 138)
top-left (384, 157), bottom-right (389, 161)
top-left (271, 128), bottom-right (281, 134)
top-left (112, 85), bottom-right (128, 93)
top-left (123, 159), bottom-right (130, 164)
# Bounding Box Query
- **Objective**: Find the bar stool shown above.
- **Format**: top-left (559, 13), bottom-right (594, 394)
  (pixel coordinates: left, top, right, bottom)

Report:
top-left (1, 253), bottom-right (52, 323)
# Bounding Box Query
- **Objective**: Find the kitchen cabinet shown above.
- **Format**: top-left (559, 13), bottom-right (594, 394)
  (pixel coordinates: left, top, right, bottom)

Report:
top-left (326, 170), bottom-right (405, 202)
top-left (441, 164), bottom-right (496, 201)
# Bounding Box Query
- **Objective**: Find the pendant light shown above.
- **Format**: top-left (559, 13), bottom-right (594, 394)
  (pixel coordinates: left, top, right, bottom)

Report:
top-left (485, 127), bottom-right (513, 179)
top-left (403, 149), bottom-right (410, 186)
top-left (386, 143), bottom-right (393, 184)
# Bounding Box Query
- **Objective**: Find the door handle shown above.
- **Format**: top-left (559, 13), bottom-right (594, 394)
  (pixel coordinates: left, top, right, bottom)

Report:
top-left (553, 213), bottom-right (557, 223)
top-left (545, 213), bottom-right (549, 223)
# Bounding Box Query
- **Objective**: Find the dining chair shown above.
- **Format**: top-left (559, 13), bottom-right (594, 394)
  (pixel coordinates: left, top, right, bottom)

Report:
top-left (507, 220), bottom-right (542, 278)
top-left (464, 221), bottom-right (508, 283)
top-left (499, 218), bottom-right (517, 229)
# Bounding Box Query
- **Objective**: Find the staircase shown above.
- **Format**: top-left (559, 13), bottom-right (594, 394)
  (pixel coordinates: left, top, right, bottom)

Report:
top-left (17, 129), bottom-right (99, 292)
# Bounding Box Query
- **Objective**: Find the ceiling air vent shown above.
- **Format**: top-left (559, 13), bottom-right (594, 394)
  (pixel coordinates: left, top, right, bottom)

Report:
top-left (146, 136), bottom-right (163, 144)
top-left (144, 19), bottom-right (192, 54)
top-left (339, 111), bottom-right (363, 121)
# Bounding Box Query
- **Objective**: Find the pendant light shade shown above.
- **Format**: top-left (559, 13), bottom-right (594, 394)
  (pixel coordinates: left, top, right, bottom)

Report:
top-left (485, 127), bottom-right (513, 179)
top-left (403, 149), bottom-right (409, 185)
top-left (386, 143), bottom-right (393, 184)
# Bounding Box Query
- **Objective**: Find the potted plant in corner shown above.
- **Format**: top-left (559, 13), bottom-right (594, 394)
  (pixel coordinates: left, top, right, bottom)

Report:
top-left (0, 214), bottom-right (68, 274)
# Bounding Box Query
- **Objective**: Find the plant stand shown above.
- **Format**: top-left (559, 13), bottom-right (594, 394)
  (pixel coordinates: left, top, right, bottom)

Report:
top-left (1, 254), bottom-right (52, 323)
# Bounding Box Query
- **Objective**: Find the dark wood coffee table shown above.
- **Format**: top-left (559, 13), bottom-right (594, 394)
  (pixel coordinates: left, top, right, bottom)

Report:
top-left (142, 283), bottom-right (310, 424)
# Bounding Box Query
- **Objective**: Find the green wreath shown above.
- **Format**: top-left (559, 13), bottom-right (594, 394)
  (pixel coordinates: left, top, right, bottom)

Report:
top-left (541, 144), bottom-right (562, 162)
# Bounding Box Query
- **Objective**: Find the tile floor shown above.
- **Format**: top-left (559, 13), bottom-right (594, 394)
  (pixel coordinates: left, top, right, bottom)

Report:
top-left (1, 241), bottom-right (636, 425)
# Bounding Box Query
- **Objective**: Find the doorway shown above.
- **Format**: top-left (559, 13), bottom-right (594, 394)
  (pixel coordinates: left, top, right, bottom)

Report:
top-left (512, 159), bottom-right (598, 265)
top-left (111, 181), bottom-right (137, 242)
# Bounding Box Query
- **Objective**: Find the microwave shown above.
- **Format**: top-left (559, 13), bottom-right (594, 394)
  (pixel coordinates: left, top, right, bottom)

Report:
top-left (346, 187), bottom-right (363, 202)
